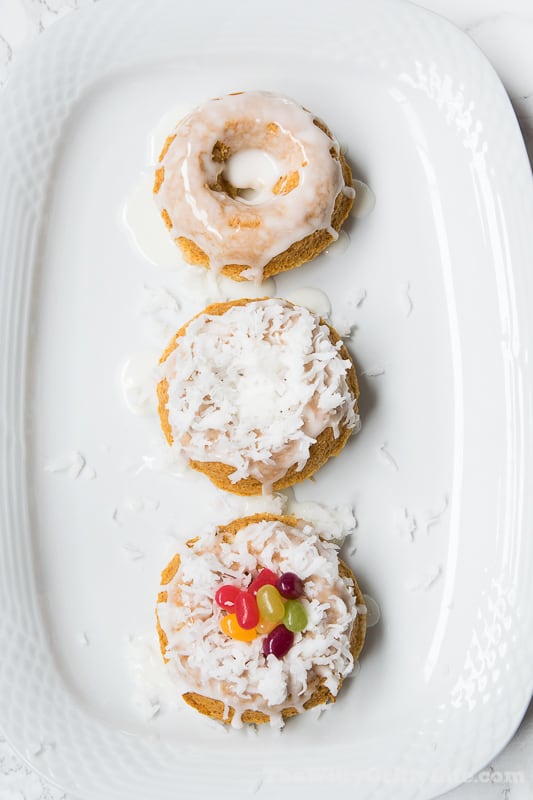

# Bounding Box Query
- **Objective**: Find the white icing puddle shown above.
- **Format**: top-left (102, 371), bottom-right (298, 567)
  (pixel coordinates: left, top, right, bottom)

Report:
top-left (283, 287), bottom-right (331, 318)
top-left (352, 179), bottom-right (376, 218)
top-left (362, 594), bottom-right (381, 627)
top-left (148, 104), bottom-right (191, 164)
top-left (220, 275), bottom-right (277, 300)
top-left (324, 229), bottom-right (350, 257)
top-left (123, 173), bottom-right (181, 269)
top-left (120, 350), bottom-right (159, 416)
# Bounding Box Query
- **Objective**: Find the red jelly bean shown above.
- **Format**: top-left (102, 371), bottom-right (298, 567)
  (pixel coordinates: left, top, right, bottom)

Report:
top-left (277, 572), bottom-right (304, 599)
top-left (215, 584), bottom-right (240, 611)
top-left (248, 568), bottom-right (278, 596)
top-left (263, 624), bottom-right (294, 659)
top-left (235, 590), bottom-right (259, 629)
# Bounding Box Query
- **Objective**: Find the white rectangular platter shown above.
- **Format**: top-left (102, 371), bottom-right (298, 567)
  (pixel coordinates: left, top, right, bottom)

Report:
top-left (1, 1), bottom-right (533, 798)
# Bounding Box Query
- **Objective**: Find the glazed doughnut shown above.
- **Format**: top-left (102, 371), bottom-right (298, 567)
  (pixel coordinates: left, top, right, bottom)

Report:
top-left (153, 91), bottom-right (355, 282)
top-left (156, 513), bottom-right (367, 727)
top-left (156, 298), bottom-right (360, 495)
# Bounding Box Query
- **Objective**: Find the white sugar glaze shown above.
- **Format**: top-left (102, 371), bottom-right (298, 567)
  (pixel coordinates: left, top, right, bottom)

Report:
top-left (352, 179), bottom-right (376, 218)
top-left (324, 229), bottom-right (350, 257)
top-left (121, 350), bottom-right (159, 416)
top-left (123, 173), bottom-right (182, 269)
top-left (148, 104), bottom-right (192, 165)
top-left (156, 518), bottom-right (360, 727)
top-left (153, 91), bottom-right (350, 281)
top-left (160, 299), bottom-right (359, 492)
top-left (283, 287), bottom-right (332, 318)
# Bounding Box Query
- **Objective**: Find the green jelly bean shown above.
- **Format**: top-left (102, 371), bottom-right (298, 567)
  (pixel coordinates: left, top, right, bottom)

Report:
top-left (283, 599), bottom-right (307, 632)
top-left (256, 584), bottom-right (285, 623)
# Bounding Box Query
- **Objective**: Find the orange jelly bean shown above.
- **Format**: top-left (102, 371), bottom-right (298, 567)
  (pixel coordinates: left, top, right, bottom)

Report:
top-left (255, 617), bottom-right (279, 635)
top-left (220, 613), bottom-right (257, 642)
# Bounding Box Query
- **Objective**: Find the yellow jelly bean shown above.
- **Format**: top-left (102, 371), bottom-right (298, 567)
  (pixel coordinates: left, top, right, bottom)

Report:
top-left (257, 584), bottom-right (285, 623)
top-left (255, 617), bottom-right (279, 635)
top-left (220, 613), bottom-right (257, 642)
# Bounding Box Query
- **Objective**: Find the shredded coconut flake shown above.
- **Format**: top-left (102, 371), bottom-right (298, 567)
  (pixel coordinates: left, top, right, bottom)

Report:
top-left (122, 543), bottom-right (145, 561)
top-left (30, 740), bottom-right (55, 757)
top-left (424, 495), bottom-right (449, 535)
top-left (396, 507), bottom-right (417, 542)
top-left (44, 451), bottom-right (86, 479)
top-left (362, 366), bottom-right (385, 378)
top-left (379, 442), bottom-right (399, 471)
top-left (124, 495), bottom-right (160, 513)
top-left (398, 282), bottom-right (413, 317)
top-left (352, 288), bottom-right (367, 307)
top-left (286, 499), bottom-right (356, 546)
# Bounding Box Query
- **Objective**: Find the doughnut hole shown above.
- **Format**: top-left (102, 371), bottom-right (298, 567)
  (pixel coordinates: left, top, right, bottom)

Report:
top-left (210, 118), bottom-right (306, 206)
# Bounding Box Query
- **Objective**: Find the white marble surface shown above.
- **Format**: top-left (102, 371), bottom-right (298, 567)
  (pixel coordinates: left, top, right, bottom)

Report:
top-left (0, 0), bottom-right (532, 798)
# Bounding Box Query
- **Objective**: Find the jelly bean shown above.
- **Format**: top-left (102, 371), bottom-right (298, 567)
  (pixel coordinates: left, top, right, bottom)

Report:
top-left (215, 584), bottom-right (240, 611)
top-left (277, 572), bottom-right (304, 599)
top-left (283, 600), bottom-right (308, 632)
top-left (235, 590), bottom-right (259, 629)
top-left (220, 613), bottom-right (257, 642)
top-left (248, 568), bottom-right (278, 596)
top-left (263, 624), bottom-right (294, 659)
top-left (256, 584), bottom-right (285, 623)
top-left (256, 617), bottom-right (278, 635)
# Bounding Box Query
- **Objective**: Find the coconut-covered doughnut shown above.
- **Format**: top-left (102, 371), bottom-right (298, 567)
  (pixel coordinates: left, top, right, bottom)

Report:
top-left (153, 91), bottom-right (354, 282)
top-left (156, 514), bottom-right (366, 727)
top-left (156, 298), bottom-right (360, 495)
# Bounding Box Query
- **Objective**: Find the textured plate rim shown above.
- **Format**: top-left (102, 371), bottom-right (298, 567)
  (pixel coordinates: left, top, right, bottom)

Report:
top-left (0, 1), bottom-right (532, 798)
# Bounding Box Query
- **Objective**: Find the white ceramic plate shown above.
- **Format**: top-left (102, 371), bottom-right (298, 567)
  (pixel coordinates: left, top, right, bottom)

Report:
top-left (1, 0), bottom-right (533, 798)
